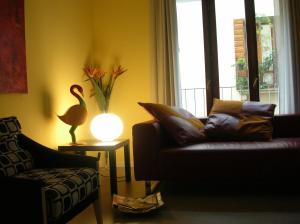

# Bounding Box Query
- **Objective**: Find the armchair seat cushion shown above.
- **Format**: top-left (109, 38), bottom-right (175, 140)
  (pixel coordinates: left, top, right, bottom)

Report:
top-left (15, 167), bottom-right (99, 221)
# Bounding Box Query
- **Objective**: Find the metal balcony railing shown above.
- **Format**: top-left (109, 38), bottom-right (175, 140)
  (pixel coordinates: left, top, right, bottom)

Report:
top-left (180, 86), bottom-right (279, 117)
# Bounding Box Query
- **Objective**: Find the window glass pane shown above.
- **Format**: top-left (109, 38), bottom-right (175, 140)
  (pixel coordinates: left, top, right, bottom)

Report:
top-left (215, 0), bottom-right (250, 101)
top-left (176, 0), bottom-right (206, 117)
top-left (255, 0), bottom-right (279, 113)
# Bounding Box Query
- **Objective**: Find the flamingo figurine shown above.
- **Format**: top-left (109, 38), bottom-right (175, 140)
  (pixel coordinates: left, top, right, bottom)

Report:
top-left (58, 84), bottom-right (87, 144)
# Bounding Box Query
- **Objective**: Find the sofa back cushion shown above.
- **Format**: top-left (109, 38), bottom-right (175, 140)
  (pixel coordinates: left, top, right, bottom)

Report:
top-left (138, 102), bottom-right (206, 146)
top-left (205, 99), bottom-right (276, 141)
top-left (272, 114), bottom-right (300, 138)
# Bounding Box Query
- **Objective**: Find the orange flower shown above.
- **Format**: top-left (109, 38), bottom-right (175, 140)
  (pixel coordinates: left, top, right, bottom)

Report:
top-left (83, 65), bottom-right (102, 78)
top-left (83, 64), bottom-right (127, 112)
top-left (112, 65), bottom-right (127, 79)
top-left (95, 69), bottom-right (106, 79)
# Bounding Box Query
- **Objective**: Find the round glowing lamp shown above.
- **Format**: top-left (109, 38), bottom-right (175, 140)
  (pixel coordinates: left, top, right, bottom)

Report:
top-left (90, 113), bottom-right (123, 142)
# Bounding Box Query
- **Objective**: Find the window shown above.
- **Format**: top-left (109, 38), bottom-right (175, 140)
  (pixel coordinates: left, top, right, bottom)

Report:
top-left (255, 0), bottom-right (279, 113)
top-left (215, 0), bottom-right (249, 101)
top-left (177, 0), bottom-right (206, 116)
top-left (176, 0), bottom-right (280, 115)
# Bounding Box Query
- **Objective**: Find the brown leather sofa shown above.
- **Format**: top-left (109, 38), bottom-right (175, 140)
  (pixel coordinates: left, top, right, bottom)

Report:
top-left (133, 114), bottom-right (300, 184)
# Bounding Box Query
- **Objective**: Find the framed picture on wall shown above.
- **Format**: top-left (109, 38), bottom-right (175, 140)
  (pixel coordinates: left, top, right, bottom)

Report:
top-left (0, 0), bottom-right (27, 93)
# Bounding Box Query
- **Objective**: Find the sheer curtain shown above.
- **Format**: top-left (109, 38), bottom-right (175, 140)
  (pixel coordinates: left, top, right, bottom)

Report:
top-left (152, 0), bottom-right (181, 106)
top-left (274, 0), bottom-right (295, 113)
top-left (289, 0), bottom-right (300, 112)
top-left (274, 0), bottom-right (300, 113)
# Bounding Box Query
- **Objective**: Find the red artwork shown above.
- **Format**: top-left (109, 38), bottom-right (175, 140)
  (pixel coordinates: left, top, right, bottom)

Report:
top-left (0, 0), bottom-right (27, 93)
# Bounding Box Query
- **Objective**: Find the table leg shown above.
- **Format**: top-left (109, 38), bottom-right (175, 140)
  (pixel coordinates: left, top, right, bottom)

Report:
top-left (109, 150), bottom-right (117, 194)
top-left (124, 144), bottom-right (131, 182)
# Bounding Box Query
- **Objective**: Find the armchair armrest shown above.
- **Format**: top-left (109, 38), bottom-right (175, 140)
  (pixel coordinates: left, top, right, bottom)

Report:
top-left (18, 134), bottom-right (98, 170)
top-left (0, 176), bottom-right (45, 223)
top-left (132, 120), bottom-right (169, 180)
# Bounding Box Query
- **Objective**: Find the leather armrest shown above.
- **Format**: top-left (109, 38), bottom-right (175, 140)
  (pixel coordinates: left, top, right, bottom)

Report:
top-left (132, 120), bottom-right (165, 180)
top-left (18, 134), bottom-right (98, 170)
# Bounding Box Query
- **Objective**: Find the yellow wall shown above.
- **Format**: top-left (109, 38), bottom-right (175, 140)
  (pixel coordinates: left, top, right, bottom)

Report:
top-left (91, 0), bottom-right (154, 166)
top-left (0, 0), bottom-right (94, 146)
top-left (0, 0), bottom-right (154, 166)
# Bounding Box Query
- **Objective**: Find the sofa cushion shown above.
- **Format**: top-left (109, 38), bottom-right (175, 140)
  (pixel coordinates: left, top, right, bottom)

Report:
top-left (138, 102), bottom-right (206, 146)
top-left (0, 116), bottom-right (21, 138)
top-left (205, 99), bottom-right (276, 141)
top-left (159, 138), bottom-right (300, 180)
top-left (15, 167), bottom-right (99, 222)
top-left (0, 136), bottom-right (33, 176)
top-left (210, 99), bottom-right (243, 115)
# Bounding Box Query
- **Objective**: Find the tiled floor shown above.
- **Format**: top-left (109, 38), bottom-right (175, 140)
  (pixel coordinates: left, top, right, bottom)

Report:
top-left (69, 168), bottom-right (300, 224)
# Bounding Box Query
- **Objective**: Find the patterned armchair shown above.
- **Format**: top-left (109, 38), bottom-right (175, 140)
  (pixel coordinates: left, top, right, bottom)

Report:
top-left (0, 116), bottom-right (102, 224)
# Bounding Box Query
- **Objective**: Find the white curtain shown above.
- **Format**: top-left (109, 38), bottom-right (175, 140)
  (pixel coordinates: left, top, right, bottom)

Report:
top-left (274, 0), bottom-right (300, 113)
top-left (152, 0), bottom-right (181, 106)
top-left (289, 0), bottom-right (300, 112)
top-left (274, 0), bottom-right (295, 113)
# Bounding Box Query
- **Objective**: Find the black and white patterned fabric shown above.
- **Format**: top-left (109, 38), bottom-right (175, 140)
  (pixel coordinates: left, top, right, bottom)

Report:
top-left (0, 116), bottom-right (21, 138)
top-left (15, 168), bottom-right (99, 221)
top-left (0, 136), bottom-right (33, 176)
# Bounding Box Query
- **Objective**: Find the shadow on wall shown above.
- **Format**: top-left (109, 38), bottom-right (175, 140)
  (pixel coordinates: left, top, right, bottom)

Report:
top-left (41, 87), bottom-right (53, 120)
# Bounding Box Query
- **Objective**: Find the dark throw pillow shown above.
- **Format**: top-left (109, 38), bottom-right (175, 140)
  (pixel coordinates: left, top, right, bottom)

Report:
top-left (205, 99), bottom-right (276, 141)
top-left (138, 102), bottom-right (206, 146)
top-left (204, 113), bottom-right (240, 140)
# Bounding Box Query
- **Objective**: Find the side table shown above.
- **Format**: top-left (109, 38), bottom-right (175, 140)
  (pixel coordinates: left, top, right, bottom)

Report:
top-left (58, 139), bottom-right (131, 194)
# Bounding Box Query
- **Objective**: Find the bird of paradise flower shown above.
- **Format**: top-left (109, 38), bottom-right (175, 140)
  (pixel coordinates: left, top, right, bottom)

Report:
top-left (83, 64), bottom-right (127, 113)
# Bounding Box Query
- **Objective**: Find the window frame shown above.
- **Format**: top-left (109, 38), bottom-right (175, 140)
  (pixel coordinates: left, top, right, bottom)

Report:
top-left (200, 0), bottom-right (261, 113)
